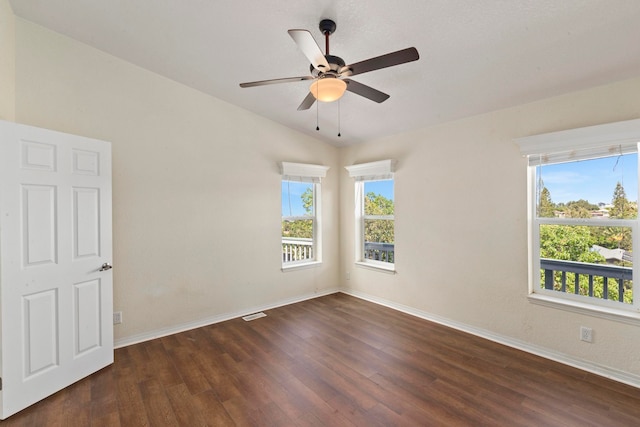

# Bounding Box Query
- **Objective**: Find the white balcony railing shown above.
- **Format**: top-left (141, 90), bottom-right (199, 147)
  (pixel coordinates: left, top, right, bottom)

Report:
top-left (282, 239), bottom-right (397, 264)
top-left (364, 242), bottom-right (395, 263)
top-left (282, 237), bottom-right (313, 263)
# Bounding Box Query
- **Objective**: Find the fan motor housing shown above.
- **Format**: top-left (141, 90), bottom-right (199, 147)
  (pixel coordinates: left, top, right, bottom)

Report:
top-left (311, 55), bottom-right (346, 77)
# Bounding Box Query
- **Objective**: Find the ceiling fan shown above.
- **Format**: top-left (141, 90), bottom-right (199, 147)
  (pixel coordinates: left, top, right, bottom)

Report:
top-left (239, 19), bottom-right (420, 111)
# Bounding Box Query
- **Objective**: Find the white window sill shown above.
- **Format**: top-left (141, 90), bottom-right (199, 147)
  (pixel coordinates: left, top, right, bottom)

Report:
top-left (528, 293), bottom-right (640, 326)
top-left (281, 261), bottom-right (322, 272)
top-left (355, 261), bottom-right (396, 274)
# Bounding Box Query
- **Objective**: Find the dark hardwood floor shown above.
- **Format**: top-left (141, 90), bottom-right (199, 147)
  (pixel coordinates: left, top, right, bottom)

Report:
top-left (2, 293), bottom-right (640, 426)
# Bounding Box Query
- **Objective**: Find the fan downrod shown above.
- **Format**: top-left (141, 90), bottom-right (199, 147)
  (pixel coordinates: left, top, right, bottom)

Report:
top-left (319, 19), bottom-right (337, 57)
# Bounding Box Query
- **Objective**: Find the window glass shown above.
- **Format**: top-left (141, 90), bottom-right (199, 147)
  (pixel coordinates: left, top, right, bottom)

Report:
top-left (363, 180), bottom-right (395, 264)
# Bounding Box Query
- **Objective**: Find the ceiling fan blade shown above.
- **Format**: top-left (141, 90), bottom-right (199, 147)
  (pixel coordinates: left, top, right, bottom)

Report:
top-left (297, 91), bottom-right (316, 111)
top-left (239, 76), bottom-right (314, 88)
top-left (343, 47), bottom-right (419, 77)
top-left (344, 79), bottom-right (390, 103)
top-left (288, 29), bottom-right (331, 72)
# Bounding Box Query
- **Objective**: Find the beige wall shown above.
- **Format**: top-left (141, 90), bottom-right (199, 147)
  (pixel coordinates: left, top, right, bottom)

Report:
top-left (340, 76), bottom-right (640, 377)
top-left (13, 18), bottom-right (340, 343)
top-left (0, 0), bottom-right (15, 121)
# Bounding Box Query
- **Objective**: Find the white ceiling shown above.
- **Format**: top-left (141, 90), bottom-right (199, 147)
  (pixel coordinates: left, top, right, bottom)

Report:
top-left (9, 0), bottom-right (640, 146)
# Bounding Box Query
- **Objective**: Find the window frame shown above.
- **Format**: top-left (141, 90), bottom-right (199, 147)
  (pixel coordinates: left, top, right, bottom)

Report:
top-left (280, 162), bottom-right (329, 270)
top-left (346, 160), bottom-right (396, 272)
top-left (281, 180), bottom-right (318, 266)
top-left (517, 119), bottom-right (640, 323)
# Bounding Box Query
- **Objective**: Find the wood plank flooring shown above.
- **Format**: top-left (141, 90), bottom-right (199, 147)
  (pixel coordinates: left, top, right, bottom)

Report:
top-left (2, 293), bottom-right (640, 426)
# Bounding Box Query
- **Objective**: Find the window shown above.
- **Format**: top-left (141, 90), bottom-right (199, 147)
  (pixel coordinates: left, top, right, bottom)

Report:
top-left (517, 119), bottom-right (640, 316)
top-left (346, 160), bottom-right (396, 271)
top-left (280, 162), bottom-right (329, 268)
top-left (282, 180), bottom-right (316, 264)
top-left (362, 180), bottom-right (395, 264)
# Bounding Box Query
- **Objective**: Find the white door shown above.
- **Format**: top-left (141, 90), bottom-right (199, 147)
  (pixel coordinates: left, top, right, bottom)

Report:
top-left (0, 120), bottom-right (113, 419)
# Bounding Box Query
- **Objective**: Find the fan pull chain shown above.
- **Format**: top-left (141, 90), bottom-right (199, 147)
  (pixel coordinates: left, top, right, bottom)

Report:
top-left (337, 99), bottom-right (341, 137)
top-left (316, 84), bottom-right (320, 131)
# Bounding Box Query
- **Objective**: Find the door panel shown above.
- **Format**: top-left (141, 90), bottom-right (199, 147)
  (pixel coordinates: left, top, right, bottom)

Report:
top-left (21, 140), bottom-right (57, 171)
top-left (0, 120), bottom-right (113, 419)
top-left (22, 184), bottom-right (58, 267)
top-left (74, 279), bottom-right (103, 355)
top-left (23, 289), bottom-right (59, 377)
top-left (73, 187), bottom-right (101, 259)
top-left (72, 149), bottom-right (100, 175)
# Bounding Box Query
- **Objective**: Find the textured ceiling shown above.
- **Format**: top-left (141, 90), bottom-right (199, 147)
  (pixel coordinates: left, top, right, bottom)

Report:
top-left (9, 0), bottom-right (640, 146)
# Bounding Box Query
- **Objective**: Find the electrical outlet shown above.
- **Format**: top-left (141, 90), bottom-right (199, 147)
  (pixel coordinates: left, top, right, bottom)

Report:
top-left (346, 271), bottom-right (350, 280)
top-left (580, 326), bottom-right (593, 343)
top-left (113, 311), bottom-right (123, 325)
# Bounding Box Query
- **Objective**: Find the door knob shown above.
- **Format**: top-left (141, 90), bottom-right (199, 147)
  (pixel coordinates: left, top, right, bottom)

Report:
top-left (99, 263), bottom-right (113, 271)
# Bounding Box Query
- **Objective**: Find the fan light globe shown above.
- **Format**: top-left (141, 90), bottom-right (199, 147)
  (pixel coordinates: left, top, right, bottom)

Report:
top-left (310, 78), bottom-right (347, 102)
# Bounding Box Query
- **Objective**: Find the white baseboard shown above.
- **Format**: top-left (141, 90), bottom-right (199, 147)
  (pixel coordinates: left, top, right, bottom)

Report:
top-left (341, 289), bottom-right (640, 390)
top-left (113, 287), bottom-right (340, 348)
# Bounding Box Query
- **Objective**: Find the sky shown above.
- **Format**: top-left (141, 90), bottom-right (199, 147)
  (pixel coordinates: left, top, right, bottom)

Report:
top-left (282, 179), bottom-right (395, 217)
top-left (364, 180), bottom-right (394, 200)
top-left (538, 153), bottom-right (638, 205)
top-left (282, 181), bottom-right (312, 217)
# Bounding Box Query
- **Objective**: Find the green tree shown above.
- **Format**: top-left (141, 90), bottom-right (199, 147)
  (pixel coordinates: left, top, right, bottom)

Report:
top-left (301, 188), bottom-right (313, 215)
top-left (565, 205), bottom-right (591, 218)
top-left (538, 186), bottom-right (555, 218)
top-left (365, 192), bottom-right (394, 216)
top-left (364, 192), bottom-right (394, 243)
top-left (539, 225), bottom-right (604, 263)
top-left (282, 219), bottom-right (313, 239)
top-left (597, 182), bottom-right (636, 254)
top-left (609, 182), bottom-right (637, 219)
top-left (566, 199), bottom-right (599, 217)
top-left (567, 199), bottom-right (599, 211)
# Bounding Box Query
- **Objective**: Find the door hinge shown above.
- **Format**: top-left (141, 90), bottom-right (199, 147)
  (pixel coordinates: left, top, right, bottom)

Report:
top-left (0, 377), bottom-right (2, 391)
